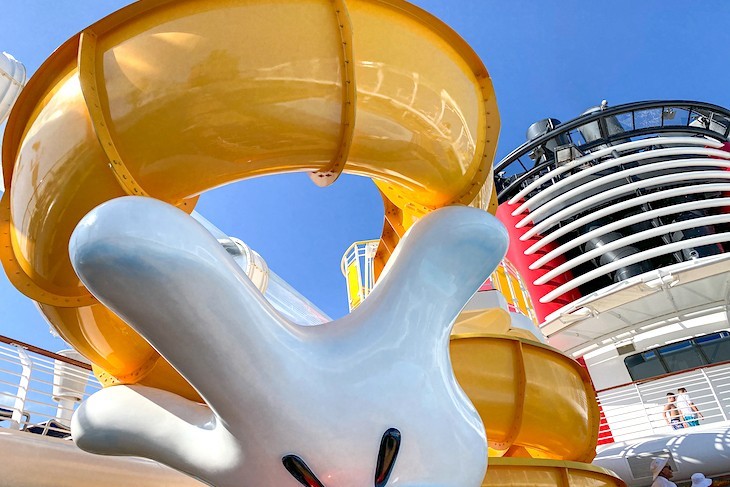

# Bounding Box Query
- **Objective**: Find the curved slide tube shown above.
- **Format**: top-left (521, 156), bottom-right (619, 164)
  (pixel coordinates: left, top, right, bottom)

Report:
top-left (451, 333), bottom-right (600, 463)
top-left (0, 0), bottom-right (498, 398)
top-left (451, 316), bottom-right (623, 485)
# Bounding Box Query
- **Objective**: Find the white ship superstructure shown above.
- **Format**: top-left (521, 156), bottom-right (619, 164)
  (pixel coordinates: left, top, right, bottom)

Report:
top-left (493, 100), bottom-right (730, 485)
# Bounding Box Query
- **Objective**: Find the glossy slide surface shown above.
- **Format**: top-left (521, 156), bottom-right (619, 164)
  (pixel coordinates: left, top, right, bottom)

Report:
top-left (450, 311), bottom-right (623, 485)
top-left (451, 333), bottom-right (600, 463)
top-left (0, 0), bottom-right (498, 396)
top-left (482, 458), bottom-right (625, 487)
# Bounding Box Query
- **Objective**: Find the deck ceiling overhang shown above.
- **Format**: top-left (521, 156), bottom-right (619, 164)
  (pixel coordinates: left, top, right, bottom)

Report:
top-left (541, 253), bottom-right (730, 356)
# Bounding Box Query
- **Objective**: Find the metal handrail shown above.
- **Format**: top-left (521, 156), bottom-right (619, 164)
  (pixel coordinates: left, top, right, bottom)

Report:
top-left (0, 334), bottom-right (91, 370)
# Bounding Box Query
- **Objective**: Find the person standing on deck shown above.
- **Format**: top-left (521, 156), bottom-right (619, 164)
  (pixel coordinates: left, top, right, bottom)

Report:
top-left (676, 387), bottom-right (703, 427)
top-left (663, 393), bottom-right (685, 430)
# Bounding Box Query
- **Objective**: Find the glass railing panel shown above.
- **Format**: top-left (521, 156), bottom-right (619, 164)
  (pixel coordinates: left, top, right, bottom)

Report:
top-left (608, 111), bottom-right (634, 135)
top-left (634, 108), bottom-right (663, 129)
top-left (661, 106), bottom-right (691, 127)
top-left (573, 120), bottom-right (601, 143)
top-left (710, 112), bottom-right (730, 136)
top-left (568, 128), bottom-right (587, 146)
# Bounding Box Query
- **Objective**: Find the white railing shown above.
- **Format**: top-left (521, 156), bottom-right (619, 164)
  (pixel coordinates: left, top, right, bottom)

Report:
top-left (5, 332), bottom-right (726, 452)
top-left (0, 337), bottom-right (100, 438)
top-left (340, 240), bottom-right (379, 311)
top-left (597, 361), bottom-right (730, 444)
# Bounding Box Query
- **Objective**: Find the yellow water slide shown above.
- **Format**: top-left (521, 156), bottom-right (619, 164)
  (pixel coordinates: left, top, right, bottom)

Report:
top-left (446, 267), bottom-right (623, 484)
top-left (1, 0), bottom-right (497, 397)
top-left (451, 317), bottom-right (624, 486)
top-left (0, 0), bottom-right (622, 485)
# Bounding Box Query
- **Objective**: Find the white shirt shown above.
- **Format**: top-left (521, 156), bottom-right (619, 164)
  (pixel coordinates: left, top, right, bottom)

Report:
top-left (652, 476), bottom-right (677, 487)
top-left (676, 393), bottom-right (693, 416)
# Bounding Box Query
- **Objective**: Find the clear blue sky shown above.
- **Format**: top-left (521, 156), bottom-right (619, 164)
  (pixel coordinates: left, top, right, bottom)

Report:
top-left (2, 0), bottom-right (730, 352)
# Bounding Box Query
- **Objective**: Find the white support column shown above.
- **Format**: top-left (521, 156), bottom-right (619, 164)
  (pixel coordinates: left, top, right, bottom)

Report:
top-left (10, 345), bottom-right (31, 430)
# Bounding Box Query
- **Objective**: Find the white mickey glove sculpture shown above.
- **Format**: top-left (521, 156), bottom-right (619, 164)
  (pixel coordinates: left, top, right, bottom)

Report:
top-left (69, 196), bottom-right (508, 487)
